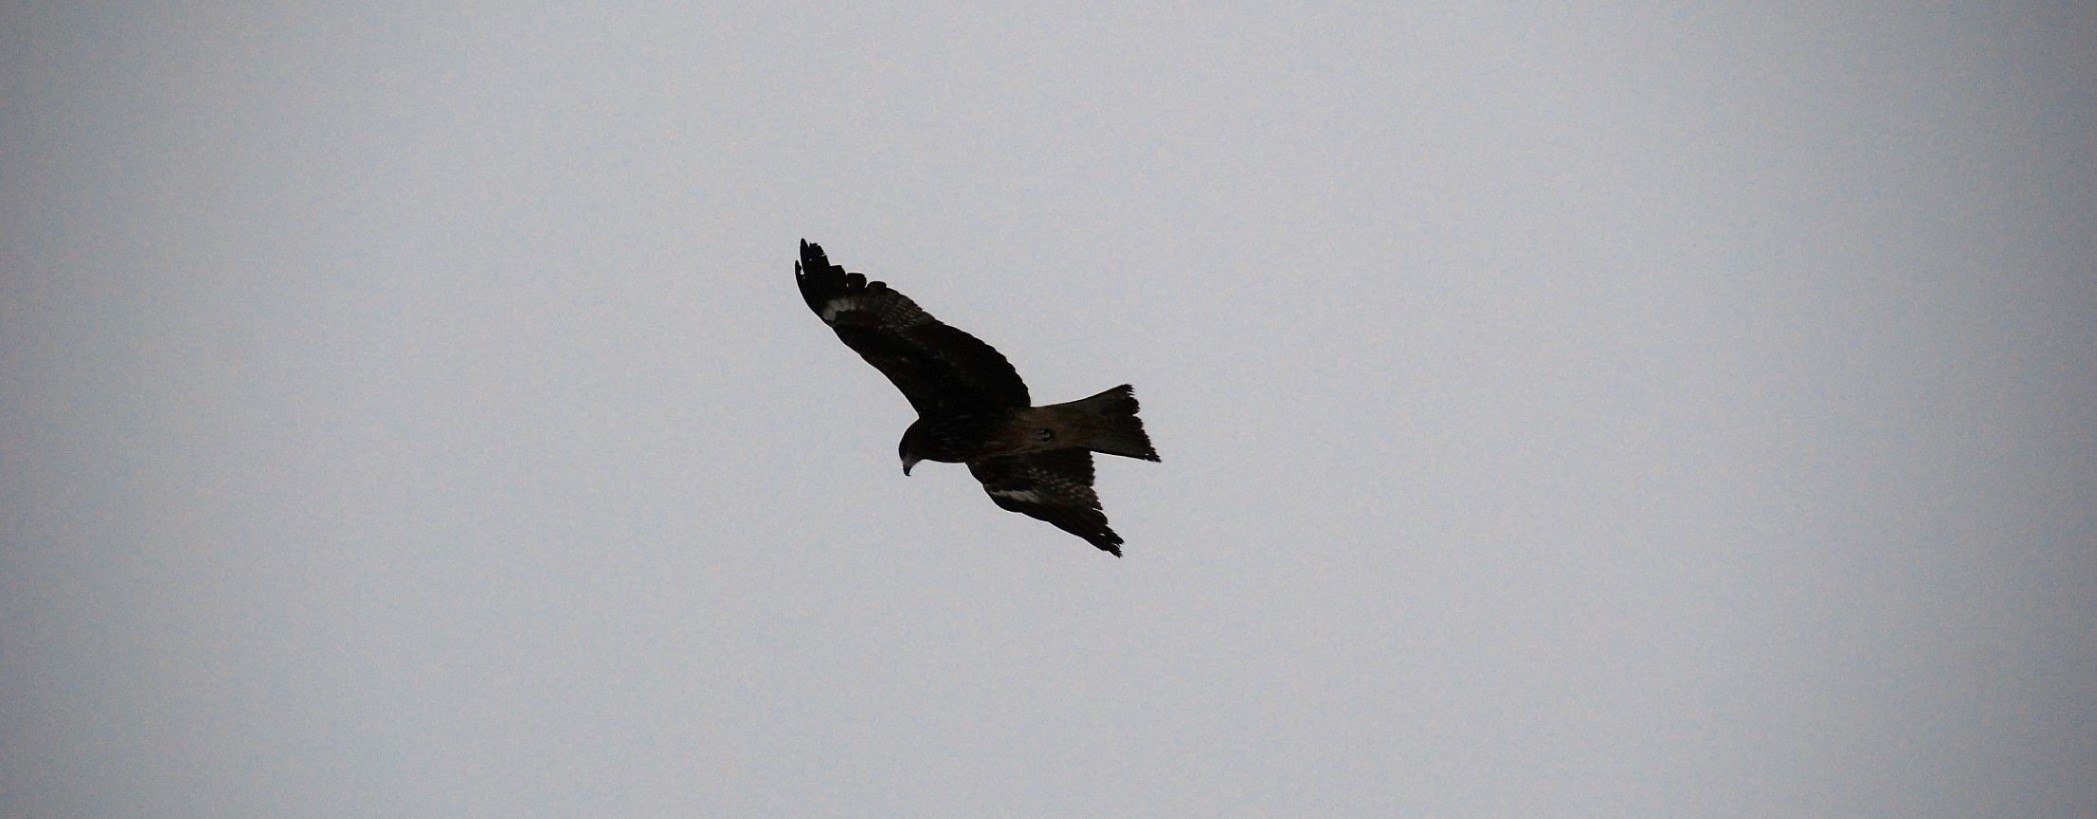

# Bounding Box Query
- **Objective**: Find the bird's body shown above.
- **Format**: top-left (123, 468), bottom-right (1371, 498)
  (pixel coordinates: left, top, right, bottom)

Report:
top-left (903, 388), bottom-right (1156, 467)
top-left (795, 239), bottom-right (1157, 556)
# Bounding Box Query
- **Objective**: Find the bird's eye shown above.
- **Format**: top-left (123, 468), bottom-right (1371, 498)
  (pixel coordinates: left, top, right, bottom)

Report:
top-left (1034, 429), bottom-right (1054, 443)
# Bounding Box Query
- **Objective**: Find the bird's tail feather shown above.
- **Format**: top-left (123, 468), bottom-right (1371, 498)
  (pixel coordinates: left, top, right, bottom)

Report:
top-left (1070, 384), bottom-right (1159, 462)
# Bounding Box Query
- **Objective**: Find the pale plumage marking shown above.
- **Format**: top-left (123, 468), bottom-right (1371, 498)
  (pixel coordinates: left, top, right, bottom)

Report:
top-left (819, 297), bottom-right (854, 323)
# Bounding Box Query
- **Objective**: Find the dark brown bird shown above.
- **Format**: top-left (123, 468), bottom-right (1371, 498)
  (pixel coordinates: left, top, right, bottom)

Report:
top-left (795, 239), bottom-right (1159, 556)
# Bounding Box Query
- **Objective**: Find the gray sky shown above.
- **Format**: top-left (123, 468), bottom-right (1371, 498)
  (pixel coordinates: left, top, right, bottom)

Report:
top-left (4, 4), bottom-right (2093, 816)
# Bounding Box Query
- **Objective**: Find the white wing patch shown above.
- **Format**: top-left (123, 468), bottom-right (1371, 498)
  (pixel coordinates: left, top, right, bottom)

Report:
top-left (991, 489), bottom-right (1045, 504)
top-left (820, 292), bottom-right (932, 328)
top-left (819, 296), bottom-right (861, 324)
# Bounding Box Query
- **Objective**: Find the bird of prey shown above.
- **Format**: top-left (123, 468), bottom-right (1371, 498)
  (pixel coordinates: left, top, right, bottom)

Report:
top-left (795, 239), bottom-right (1159, 556)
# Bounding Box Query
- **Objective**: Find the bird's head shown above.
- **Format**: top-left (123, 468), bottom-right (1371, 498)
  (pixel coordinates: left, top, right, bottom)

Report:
top-left (898, 421), bottom-right (925, 476)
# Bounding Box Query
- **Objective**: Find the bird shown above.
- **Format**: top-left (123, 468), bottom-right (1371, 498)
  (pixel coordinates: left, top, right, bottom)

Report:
top-left (795, 239), bottom-right (1158, 556)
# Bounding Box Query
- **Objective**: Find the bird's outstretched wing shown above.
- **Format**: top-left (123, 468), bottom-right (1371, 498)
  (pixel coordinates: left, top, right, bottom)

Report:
top-left (968, 450), bottom-right (1123, 556)
top-left (797, 240), bottom-right (1030, 415)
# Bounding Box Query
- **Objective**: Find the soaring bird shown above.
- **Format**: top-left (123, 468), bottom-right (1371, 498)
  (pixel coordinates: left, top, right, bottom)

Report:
top-left (795, 240), bottom-right (1158, 556)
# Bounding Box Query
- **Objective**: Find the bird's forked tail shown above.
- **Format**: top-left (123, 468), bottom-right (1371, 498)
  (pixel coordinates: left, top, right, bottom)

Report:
top-left (1068, 384), bottom-right (1159, 462)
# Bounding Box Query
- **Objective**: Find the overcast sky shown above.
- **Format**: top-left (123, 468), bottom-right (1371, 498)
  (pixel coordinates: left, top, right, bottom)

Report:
top-left (4, 4), bottom-right (2093, 816)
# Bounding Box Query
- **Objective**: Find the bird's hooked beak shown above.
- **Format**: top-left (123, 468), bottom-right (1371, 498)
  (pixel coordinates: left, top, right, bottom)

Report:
top-left (902, 455), bottom-right (921, 476)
